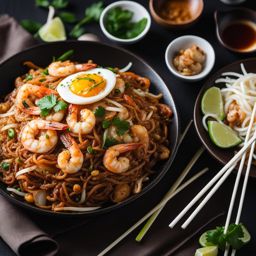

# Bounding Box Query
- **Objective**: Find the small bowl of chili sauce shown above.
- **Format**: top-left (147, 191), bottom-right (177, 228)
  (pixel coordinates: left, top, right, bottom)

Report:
top-left (215, 8), bottom-right (256, 53)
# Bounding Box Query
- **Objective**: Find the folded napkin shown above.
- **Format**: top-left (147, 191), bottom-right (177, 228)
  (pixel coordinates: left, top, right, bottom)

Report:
top-left (0, 14), bottom-right (36, 63)
top-left (0, 198), bottom-right (59, 256)
top-left (0, 14), bottom-right (59, 256)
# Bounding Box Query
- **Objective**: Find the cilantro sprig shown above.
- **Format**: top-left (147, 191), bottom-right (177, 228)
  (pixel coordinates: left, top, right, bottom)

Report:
top-left (205, 223), bottom-right (250, 251)
top-left (102, 117), bottom-right (130, 136)
top-left (36, 94), bottom-right (68, 116)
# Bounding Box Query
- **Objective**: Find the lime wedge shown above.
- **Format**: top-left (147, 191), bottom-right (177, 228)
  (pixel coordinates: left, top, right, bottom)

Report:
top-left (208, 121), bottom-right (242, 148)
top-left (201, 87), bottom-right (225, 120)
top-left (39, 17), bottom-right (66, 42)
top-left (199, 230), bottom-right (215, 247)
top-left (241, 224), bottom-right (251, 244)
top-left (195, 246), bottom-right (218, 256)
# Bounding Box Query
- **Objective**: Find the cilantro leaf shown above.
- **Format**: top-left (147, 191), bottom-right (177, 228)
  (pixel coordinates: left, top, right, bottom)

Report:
top-left (206, 226), bottom-right (226, 250)
top-left (69, 26), bottom-right (86, 38)
top-left (103, 137), bottom-right (118, 149)
top-left (24, 74), bottom-right (33, 81)
top-left (20, 19), bottom-right (42, 34)
top-left (102, 120), bottom-right (111, 129)
top-left (94, 106), bottom-right (105, 118)
top-left (112, 117), bottom-right (130, 135)
top-left (84, 1), bottom-right (104, 22)
top-left (87, 146), bottom-right (95, 154)
top-left (37, 94), bottom-right (57, 110)
top-left (59, 12), bottom-right (76, 23)
top-left (35, 0), bottom-right (49, 8)
top-left (1, 162), bottom-right (10, 171)
top-left (53, 100), bottom-right (68, 112)
top-left (226, 224), bottom-right (244, 250)
top-left (52, 0), bottom-right (69, 9)
top-left (42, 68), bottom-right (49, 75)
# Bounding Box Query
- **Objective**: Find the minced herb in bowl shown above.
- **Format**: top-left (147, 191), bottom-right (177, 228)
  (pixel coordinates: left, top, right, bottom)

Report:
top-left (100, 1), bottom-right (151, 43)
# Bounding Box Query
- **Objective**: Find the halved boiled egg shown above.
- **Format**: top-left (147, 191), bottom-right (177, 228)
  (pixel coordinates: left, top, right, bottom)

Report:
top-left (57, 68), bottom-right (116, 104)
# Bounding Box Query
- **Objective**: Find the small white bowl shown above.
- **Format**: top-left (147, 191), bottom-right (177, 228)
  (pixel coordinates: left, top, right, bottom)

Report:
top-left (165, 35), bottom-right (215, 82)
top-left (100, 1), bottom-right (151, 44)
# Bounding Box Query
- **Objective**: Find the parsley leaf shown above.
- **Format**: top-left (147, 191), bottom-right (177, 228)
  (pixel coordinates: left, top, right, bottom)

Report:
top-left (56, 49), bottom-right (74, 61)
top-left (53, 100), bottom-right (68, 112)
top-left (112, 117), bottom-right (130, 135)
top-left (94, 106), bottom-right (105, 118)
top-left (52, 0), bottom-right (69, 9)
top-left (20, 19), bottom-right (42, 34)
top-left (59, 12), bottom-right (76, 23)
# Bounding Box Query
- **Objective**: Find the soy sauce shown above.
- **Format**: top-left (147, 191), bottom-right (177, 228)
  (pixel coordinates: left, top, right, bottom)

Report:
top-left (222, 21), bottom-right (256, 51)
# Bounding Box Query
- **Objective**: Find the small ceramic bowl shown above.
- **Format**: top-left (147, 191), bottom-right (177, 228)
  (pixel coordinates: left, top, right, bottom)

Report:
top-left (100, 1), bottom-right (151, 44)
top-left (149, 0), bottom-right (204, 29)
top-left (165, 35), bottom-right (215, 82)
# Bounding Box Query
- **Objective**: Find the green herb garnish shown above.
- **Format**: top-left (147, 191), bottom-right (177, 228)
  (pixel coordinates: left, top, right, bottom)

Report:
top-left (56, 49), bottom-right (74, 62)
top-left (8, 129), bottom-right (15, 139)
top-left (107, 67), bottom-right (117, 73)
top-left (35, 0), bottom-right (49, 8)
top-left (36, 94), bottom-right (67, 116)
top-left (39, 78), bottom-right (46, 82)
top-left (24, 74), bottom-right (33, 81)
top-left (59, 11), bottom-right (76, 23)
top-left (70, 1), bottom-right (103, 38)
top-left (22, 101), bottom-right (29, 109)
top-left (42, 68), bottom-right (49, 75)
top-left (94, 106), bottom-right (105, 118)
top-left (115, 89), bottom-right (121, 94)
top-left (102, 120), bottom-right (111, 129)
top-left (105, 7), bottom-right (147, 39)
top-left (1, 162), bottom-right (10, 171)
top-left (112, 117), bottom-right (130, 135)
top-left (206, 223), bottom-right (250, 250)
top-left (53, 100), bottom-right (68, 112)
top-left (87, 146), bottom-right (95, 154)
top-left (103, 137), bottom-right (118, 149)
top-left (52, 0), bottom-right (69, 9)
top-left (20, 19), bottom-right (42, 34)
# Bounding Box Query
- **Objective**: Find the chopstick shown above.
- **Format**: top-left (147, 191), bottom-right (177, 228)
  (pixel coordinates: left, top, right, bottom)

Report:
top-left (169, 126), bottom-right (256, 229)
top-left (97, 168), bottom-right (209, 256)
top-left (223, 103), bottom-right (256, 256)
top-left (135, 147), bottom-right (204, 242)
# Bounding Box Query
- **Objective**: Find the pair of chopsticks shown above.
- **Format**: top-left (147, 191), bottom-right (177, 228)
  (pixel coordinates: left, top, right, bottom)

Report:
top-left (170, 103), bottom-right (256, 256)
top-left (98, 120), bottom-right (208, 256)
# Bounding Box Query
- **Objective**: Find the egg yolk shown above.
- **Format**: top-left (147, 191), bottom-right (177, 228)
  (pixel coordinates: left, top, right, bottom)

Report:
top-left (70, 74), bottom-right (106, 97)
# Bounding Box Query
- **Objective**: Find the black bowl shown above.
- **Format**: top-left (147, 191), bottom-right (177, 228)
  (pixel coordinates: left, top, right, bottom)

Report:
top-left (0, 41), bottom-right (179, 216)
top-left (194, 58), bottom-right (256, 177)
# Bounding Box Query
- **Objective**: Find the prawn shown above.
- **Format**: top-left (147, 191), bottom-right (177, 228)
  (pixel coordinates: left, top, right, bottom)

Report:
top-left (103, 143), bottom-right (141, 173)
top-left (48, 61), bottom-right (97, 77)
top-left (21, 120), bottom-right (68, 153)
top-left (66, 104), bottom-right (96, 134)
top-left (57, 133), bottom-right (84, 174)
top-left (131, 125), bottom-right (149, 152)
top-left (16, 83), bottom-right (57, 113)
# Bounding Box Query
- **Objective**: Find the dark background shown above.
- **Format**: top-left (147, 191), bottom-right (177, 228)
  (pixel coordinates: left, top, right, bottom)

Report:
top-left (0, 0), bottom-right (256, 255)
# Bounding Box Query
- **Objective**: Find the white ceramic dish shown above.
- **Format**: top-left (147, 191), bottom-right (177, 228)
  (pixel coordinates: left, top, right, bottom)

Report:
top-left (99, 1), bottom-right (151, 44)
top-left (165, 35), bottom-right (215, 82)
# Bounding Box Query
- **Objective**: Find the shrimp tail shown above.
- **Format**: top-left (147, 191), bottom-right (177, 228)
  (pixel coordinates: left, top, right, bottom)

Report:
top-left (60, 133), bottom-right (74, 149)
top-left (113, 143), bottom-right (142, 154)
top-left (45, 121), bottom-right (68, 130)
top-left (123, 94), bottom-right (137, 108)
top-left (35, 87), bottom-right (58, 97)
top-left (23, 106), bottom-right (41, 115)
top-left (76, 63), bottom-right (97, 71)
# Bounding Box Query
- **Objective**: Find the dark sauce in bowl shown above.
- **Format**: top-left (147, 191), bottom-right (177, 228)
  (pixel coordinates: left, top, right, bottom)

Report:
top-left (222, 21), bottom-right (256, 52)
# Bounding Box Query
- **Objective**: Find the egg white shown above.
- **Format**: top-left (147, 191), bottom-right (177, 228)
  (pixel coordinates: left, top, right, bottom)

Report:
top-left (57, 68), bottom-right (116, 105)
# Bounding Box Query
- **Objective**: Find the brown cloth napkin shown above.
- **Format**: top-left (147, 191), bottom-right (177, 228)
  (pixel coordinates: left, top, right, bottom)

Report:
top-left (0, 198), bottom-right (59, 256)
top-left (0, 14), bottom-right (36, 63)
top-left (0, 14), bottom-right (59, 256)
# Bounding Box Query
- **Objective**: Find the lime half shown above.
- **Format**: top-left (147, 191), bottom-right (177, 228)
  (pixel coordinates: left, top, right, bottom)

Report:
top-left (199, 230), bottom-right (215, 247)
top-left (201, 87), bottom-right (225, 120)
top-left (195, 246), bottom-right (218, 256)
top-left (39, 17), bottom-right (66, 42)
top-left (208, 121), bottom-right (242, 148)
